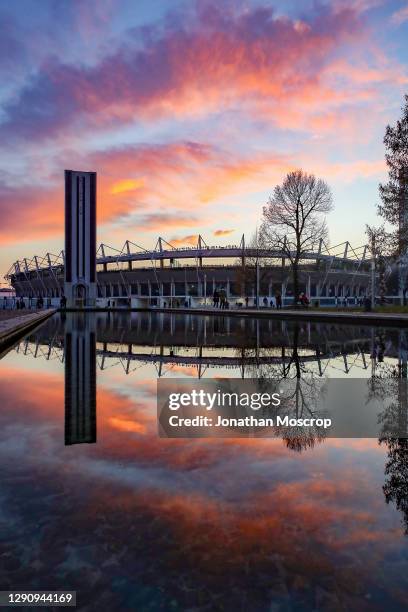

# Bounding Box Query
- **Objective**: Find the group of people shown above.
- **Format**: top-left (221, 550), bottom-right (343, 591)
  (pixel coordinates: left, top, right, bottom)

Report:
top-left (15, 296), bottom-right (46, 310)
top-left (212, 292), bottom-right (285, 309)
top-left (258, 295), bottom-right (282, 309)
top-left (239, 292), bottom-right (310, 309)
top-left (15, 297), bottom-right (28, 310)
top-left (296, 292), bottom-right (310, 307)
top-left (212, 289), bottom-right (229, 309)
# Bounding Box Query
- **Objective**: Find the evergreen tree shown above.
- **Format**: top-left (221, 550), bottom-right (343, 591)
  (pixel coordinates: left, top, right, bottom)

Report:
top-left (366, 224), bottom-right (393, 303)
top-left (379, 94), bottom-right (408, 254)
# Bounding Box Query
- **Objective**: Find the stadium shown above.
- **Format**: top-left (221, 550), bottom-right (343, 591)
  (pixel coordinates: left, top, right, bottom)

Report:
top-left (5, 233), bottom-right (372, 308)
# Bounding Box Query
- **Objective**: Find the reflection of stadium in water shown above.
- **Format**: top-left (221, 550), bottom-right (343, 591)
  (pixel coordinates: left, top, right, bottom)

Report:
top-left (15, 311), bottom-right (408, 452)
top-left (17, 311), bottom-right (408, 379)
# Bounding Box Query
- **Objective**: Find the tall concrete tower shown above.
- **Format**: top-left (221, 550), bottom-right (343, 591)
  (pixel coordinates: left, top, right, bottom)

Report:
top-left (64, 170), bottom-right (97, 308)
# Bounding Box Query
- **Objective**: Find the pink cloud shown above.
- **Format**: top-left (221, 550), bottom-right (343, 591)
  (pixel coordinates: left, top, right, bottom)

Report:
top-left (310, 158), bottom-right (386, 182)
top-left (0, 4), bottom-right (366, 143)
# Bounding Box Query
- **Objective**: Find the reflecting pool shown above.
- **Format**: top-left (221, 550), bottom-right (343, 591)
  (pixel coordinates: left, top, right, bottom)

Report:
top-left (1, 312), bottom-right (408, 611)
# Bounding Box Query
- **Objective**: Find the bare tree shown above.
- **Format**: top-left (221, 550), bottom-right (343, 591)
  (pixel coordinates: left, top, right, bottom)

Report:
top-left (261, 170), bottom-right (333, 304)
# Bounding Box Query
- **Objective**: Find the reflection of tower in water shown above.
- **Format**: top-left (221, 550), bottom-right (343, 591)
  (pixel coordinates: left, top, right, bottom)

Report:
top-left (64, 314), bottom-right (97, 445)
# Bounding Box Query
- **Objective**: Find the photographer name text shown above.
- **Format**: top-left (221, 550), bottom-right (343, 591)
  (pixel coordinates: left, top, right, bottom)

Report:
top-left (167, 414), bottom-right (331, 428)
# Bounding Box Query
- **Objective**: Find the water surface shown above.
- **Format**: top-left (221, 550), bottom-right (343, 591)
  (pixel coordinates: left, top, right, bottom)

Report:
top-left (0, 312), bottom-right (407, 611)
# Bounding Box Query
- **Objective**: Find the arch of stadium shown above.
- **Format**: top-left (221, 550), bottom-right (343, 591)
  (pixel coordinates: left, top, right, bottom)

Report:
top-left (6, 234), bottom-right (371, 307)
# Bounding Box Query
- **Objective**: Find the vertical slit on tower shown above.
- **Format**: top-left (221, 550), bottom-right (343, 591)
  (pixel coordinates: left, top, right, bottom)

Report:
top-left (82, 176), bottom-right (86, 281)
top-left (76, 176), bottom-right (80, 279)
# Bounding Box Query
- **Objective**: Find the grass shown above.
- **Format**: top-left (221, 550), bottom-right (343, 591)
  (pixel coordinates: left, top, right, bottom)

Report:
top-left (373, 305), bottom-right (408, 313)
top-left (305, 306), bottom-right (362, 312)
top-left (304, 304), bottom-right (408, 314)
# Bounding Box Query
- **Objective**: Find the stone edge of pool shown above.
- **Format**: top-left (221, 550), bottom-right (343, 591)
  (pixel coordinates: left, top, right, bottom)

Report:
top-left (0, 309), bottom-right (57, 355)
top-left (139, 307), bottom-right (408, 326)
top-left (58, 307), bottom-right (408, 326)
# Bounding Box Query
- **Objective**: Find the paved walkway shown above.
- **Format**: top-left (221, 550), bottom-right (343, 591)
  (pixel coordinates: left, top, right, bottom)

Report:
top-left (0, 309), bottom-right (43, 322)
top-left (0, 309), bottom-right (56, 353)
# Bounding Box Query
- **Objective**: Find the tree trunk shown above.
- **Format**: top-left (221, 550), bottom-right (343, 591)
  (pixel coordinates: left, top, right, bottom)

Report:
top-left (292, 324), bottom-right (301, 377)
top-left (292, 260), bottom-right (299, 307)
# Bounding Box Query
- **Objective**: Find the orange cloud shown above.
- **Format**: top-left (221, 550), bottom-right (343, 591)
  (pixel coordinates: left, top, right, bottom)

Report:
top-left (0, 178), bottom-right (130, 245)
top-left (126, 213), bottom-right (199, 232)
top-left (0, 139), bottom-right (387, 257)
top-left (214, 229), bottom-right (235, 237)
top-left (169, 234), bottom-right (200, 247)
top-left (110, 178), bottom-right (144, 194)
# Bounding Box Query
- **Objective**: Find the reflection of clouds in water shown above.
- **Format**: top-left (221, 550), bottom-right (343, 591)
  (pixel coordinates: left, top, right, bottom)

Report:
top-left (2, 313), bottom-right (408, 608)
top-left (165, 365), bottom-right (199, 377)
top-left (108, 416), bottom-right (147, 434)
top-left (0, 363), bottom-right (384, 489)
top-left (0, 369), bottom-right (388, 512)
top-left (1, 361), bottom-right (408, 603)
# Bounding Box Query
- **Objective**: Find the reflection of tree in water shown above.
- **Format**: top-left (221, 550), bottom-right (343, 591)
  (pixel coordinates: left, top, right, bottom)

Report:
top-left (284, 429), bottom-right (321, 452)
top-left (370, 330), bottom-right (408, 534)
top-left (382, 437), bottom-right (408, 534)
top-left (241, 321), bottom-right (328, 452)
top-left (379, 390), bottom-right (408, 534)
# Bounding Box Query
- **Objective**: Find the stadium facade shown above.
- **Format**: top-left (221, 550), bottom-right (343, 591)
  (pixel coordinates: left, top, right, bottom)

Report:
top-left (6, 235), bottom-right (371, 307)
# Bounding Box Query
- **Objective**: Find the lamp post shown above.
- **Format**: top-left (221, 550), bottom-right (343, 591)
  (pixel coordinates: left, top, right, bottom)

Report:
top-left (255, 226), bottom-right (260, 309)
top-left (371, 234), bottom-right (376, 310)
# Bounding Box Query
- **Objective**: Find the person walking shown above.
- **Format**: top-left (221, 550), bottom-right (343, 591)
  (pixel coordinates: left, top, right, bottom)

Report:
top-left (276, 293), bottom-right (282, 309)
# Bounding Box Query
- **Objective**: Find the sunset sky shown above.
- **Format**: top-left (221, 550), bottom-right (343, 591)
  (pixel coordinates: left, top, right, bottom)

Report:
top-left (0, 0), bottom-right (407, 280)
